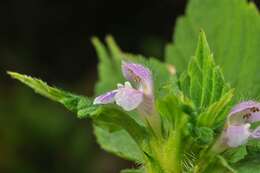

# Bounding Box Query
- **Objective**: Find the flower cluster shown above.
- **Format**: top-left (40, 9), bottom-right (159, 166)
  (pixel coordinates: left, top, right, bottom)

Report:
top-left (94, 61), bottom-right (154, 115)
top-left (223, 101), bottom-right (260, 147)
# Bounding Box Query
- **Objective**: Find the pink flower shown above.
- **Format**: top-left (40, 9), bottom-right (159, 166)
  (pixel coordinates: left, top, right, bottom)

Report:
top-left (224, 101), bottom-right (260, 147)
top-left (94, 61), bottom-right (154, 114)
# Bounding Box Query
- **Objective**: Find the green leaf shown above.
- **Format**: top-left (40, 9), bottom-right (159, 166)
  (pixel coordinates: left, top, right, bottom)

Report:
top-left (197, 89), bottom-right (234, 128)
top-left (156, 94), bottom-right (191, 132)
top-left (166, 0), bottom-right (260, 99)
top-left (179, 31), bottom-right (230, 112)
top-left (8, 71), bottom-right (146, 163)
top-left (94, 107), bottom-right (147, 145)
top-left (194, 126), bottom-right (214, 145)
top-left (92, 107), bottom-right (147, 163)
top-left (94, 125), bottom-right (144, 163)
top-left (223, 146), bottom-right (248, 164)
top-left (247, 140), bottom-right (260, 153)
top-left (92, 36), bottom-right (124, 95)
top-left (76, 97), bottom-right (99, 118)
top-left (120, 168), bottom-right (145, 173)
top-left (217, 155), bottom-right (237, 173)
top-left (233, 153), bottom-right (260, 173)
top-left (8, 71), bottom-right (98, 118)
top-left (106, 35), bottom-right (123, 70)
top-left (156, 94), bottom-right (190, 173)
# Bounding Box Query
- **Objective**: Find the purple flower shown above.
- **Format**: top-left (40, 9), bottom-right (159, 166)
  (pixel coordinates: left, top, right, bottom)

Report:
top-left (225, 124), bottom-right (251, 147)
top-left (94, 62), bottom-right (154, 113)
top-left (251, 127), bottom-right (260, 139)
top-left (122, 61), bottom-right (153, 95)
top-left (223, 101), bottom-right (260, 147)
top-left (229, 101), bottom-right (260, 124)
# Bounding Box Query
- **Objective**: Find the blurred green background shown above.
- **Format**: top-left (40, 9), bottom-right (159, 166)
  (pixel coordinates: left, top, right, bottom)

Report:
top-left (1, 0), bottom-right (259, 173)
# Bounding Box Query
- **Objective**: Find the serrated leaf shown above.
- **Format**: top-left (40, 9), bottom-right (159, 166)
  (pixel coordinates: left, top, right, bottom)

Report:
top-left (166, 0), bottom-right (260, 99)
top-left (179, 31), bottom-right (230, 113)
top-left (8, 71), bottom-right (98, 118)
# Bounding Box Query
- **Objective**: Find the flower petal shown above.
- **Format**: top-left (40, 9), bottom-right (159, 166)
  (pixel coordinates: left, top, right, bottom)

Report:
top-left (248, 112), bottom-right (260, 123)
top-left (230, 101), bottom-right (258, 115)
top-left (93, 90), bottom-right (118, 105)
top-left (251, 127), bottom-right (260, 139)
top-left (225, 124), bottom-right (251, 147)
top-left (122, 61), bottom-right (153, 93)
top-left (115, 87), bottom-right (143, 111)
top-left (229, 101), bottom-right (260, 124)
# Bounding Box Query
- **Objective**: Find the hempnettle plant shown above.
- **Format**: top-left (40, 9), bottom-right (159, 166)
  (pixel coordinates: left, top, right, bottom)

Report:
top-left (7, 0), bottom-right (260, 172)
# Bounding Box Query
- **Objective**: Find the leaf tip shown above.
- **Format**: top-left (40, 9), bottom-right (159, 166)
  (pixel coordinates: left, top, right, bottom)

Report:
top-left (195, 29), bottom-right (211, 58)
top-left (7, 71), bottom-right (24, 81)
top-left (198, 29), bottom-right (208, 45)
top-left (91, 36), bottom-right (100, 45)
top-left (7, 70), bottom-right (16, 76)
top-left (105, 34), bottom-right (114, 42)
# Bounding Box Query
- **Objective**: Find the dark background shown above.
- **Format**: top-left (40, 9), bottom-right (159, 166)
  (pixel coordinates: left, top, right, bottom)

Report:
top-left (0, 0), bottom-right (259, 173)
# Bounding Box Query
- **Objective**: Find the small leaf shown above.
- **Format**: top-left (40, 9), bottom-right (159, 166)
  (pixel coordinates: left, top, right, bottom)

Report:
top-left (179, 31), bottom-right (230, 112)
top-left (106, 35), bottom-right (122, 70)
top-left (194, 126), bottom-right (214, 145)
top-left (8, 71), bottom-right (98, 118)
top-left (197, 89), bottom-right (234, 128)
top-left (223, 146), bottom-right (248, 164)
top-left (92, 36), bottom-right (124, 95)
